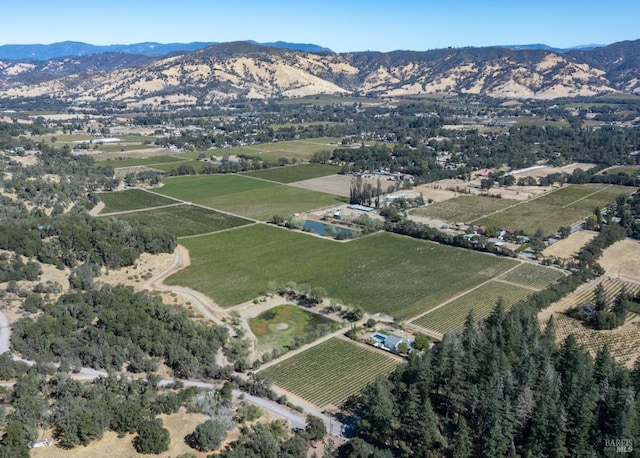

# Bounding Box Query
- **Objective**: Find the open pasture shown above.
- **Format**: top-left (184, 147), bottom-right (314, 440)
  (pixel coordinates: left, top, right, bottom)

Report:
top-left (260, 337), bottom-right (399, 408)
top-left (98, 189), bottom-right (178, 213)
top-left (600, 239), bottom-right (640, 282)
top-left (167, 225), bottom-right (518, 317)
top-left (474, 184), bottom-right (636, 236)
top-left (155, 174), bottom-right (343, 220)
top-left (241, 163), bottom-right (340, 183)
top-left (113, 204), bottom-right (252, 237)
top-left (413, 281), bottom-right (533, 335)
top-left (413, 195), bottom-right (518, 223)
top-left (248, 304), bottom-right (337, 351)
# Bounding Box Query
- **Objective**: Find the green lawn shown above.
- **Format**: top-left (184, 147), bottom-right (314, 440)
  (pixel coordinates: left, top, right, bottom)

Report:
top-left (98, 189), bottom-right (179, 213)
top-left (155, 174), bottom-right (343, 220)
top-left (260, 337), bottom-right (399, 407)
top-left (248, 304), bottom-right (338, 351)
top-left (241, 164), bottom-right (340, 183)
top-left (166, 225), bottom-right (518, 318)
top-left (113, 204), bottom-right (252, 237)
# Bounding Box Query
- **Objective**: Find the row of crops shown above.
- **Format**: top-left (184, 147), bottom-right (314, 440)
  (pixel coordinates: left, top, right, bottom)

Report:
top-left (413, 281), bottom-right (533, 334)
top-left (499, 263), bottom-right (566, 290)
top-left (560, 277), bottom-right (640, 310)
top-left (260, 338), bottom-right (399, 408)
top-left (412, 262), bottom-right (566, 335)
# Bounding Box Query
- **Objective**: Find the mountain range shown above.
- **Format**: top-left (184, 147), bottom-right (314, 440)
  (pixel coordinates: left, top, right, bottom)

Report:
top-left (0, 39), bottom-right (639, 107)
top-left (0, 41), bottom-right (333, 61)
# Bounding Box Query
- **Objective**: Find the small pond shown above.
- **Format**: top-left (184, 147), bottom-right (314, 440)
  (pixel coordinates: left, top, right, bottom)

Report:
top-left (302, 220), bottom-right (353, 239)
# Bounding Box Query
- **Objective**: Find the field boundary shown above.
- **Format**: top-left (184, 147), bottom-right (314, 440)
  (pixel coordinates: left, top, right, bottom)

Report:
top-left (562, 184), bottom-right (612, 208)
top-left (409, 262), bottom-right (524, 323)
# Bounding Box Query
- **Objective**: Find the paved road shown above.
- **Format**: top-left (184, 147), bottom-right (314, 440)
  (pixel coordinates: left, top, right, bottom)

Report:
top-left (0, 310), bottom-right (9, 354)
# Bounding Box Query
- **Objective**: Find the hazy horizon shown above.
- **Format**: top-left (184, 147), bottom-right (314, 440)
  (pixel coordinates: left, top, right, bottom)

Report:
top-left (2, 0), bottom-right (639, 53)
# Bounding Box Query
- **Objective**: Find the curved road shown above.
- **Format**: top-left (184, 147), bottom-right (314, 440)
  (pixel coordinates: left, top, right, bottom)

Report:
top-left (0, 248), bottom-right (345, 437)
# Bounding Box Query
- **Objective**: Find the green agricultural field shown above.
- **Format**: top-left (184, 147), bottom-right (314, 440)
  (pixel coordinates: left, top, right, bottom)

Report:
top-left (413, 262), bottom-right (563, 335)
top-left (413, 196), bottom-right (518, 223)
top-left (499, 263), bottom-right (566, 290)
top-left (260, 337), bottom-right (399, 407)
top-left (98, 144), bottom-right (156, 153)
top-left (113, 204), bottom-right (252, 237)
top-left (474, 184), bottom-right (637, 236)
top-left (241, 164), bottom-right (340, 183)
top-left (248, 304), bottom-right (338, 351)
top-left (151, 161), bottom-right (207, 173)
top-left (167, 225), bottom-right (518, 318)
top-left (100, 155), bottom-right (187, 168)
top-left (601, 166), bottom-right (640, 177)
top-left (413, 281), bottom-right (533, 335)
top-left (230, 137), bottom-right (341, 162)
top-left (155, 174), bottom-right (343, 220)
top-left (98, 189), bottom-right (179, 213)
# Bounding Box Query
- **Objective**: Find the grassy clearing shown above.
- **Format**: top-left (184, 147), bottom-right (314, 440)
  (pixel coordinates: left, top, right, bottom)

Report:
top-left (113, 204), bottom-right (252, 237)
top-left (98, 189), bottom-right (178, 213)
top-left (260, 337), bottom-right (399, 407)
top-left (413, 196), bottom-right (518, 222)
top-left (155, 175), bottom-right (343, 220)
top-left (601, 166), bottom-right (640, 177)
top-left (167, 225), bottom-right (518, 317)
top-left (475, 184), bottom-right (637, 236)
top-left (241, 164), bottom-right (340, 183)
top-left (248, 304), bottom-right (337, 350)
top-left (413, 281), bottom-right (533, 335)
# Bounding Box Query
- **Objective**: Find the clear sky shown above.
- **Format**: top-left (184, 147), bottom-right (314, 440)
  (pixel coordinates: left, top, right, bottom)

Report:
top-left (2, 0), bottom-right (639, 52)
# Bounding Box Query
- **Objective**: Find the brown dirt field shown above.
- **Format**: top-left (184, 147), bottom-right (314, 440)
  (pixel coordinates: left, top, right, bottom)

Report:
top-left (538, 276), bottom-right (640, 368)
top-left (543, 231), bottom-right (597, 259)
top-left (544, 313), bottom-right (640, 368)
top-left (97, 248), bottom-right (213, 324)
top-left (30, 405), bottom-right (289, 458)
top-left (600, 239), bottom-right (640, 282)
top-left (537, 278), bottom-right (602, 323)
top-left (30, 409), bottom-right (211, 458)
top-left (1, 259), bottom-right (70, 324)
top-left (289, 174), bottom-right (382, 198)
top-left (510, 162), bottom-right (596, 178)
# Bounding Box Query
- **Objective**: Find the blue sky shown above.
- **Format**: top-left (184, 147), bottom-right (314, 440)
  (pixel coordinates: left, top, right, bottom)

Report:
top-left (2, 0), bottom-right (639, 52)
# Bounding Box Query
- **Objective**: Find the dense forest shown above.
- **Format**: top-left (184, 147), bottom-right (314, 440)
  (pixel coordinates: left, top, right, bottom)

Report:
top-left (342, 303), bottom-right (639, 457)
